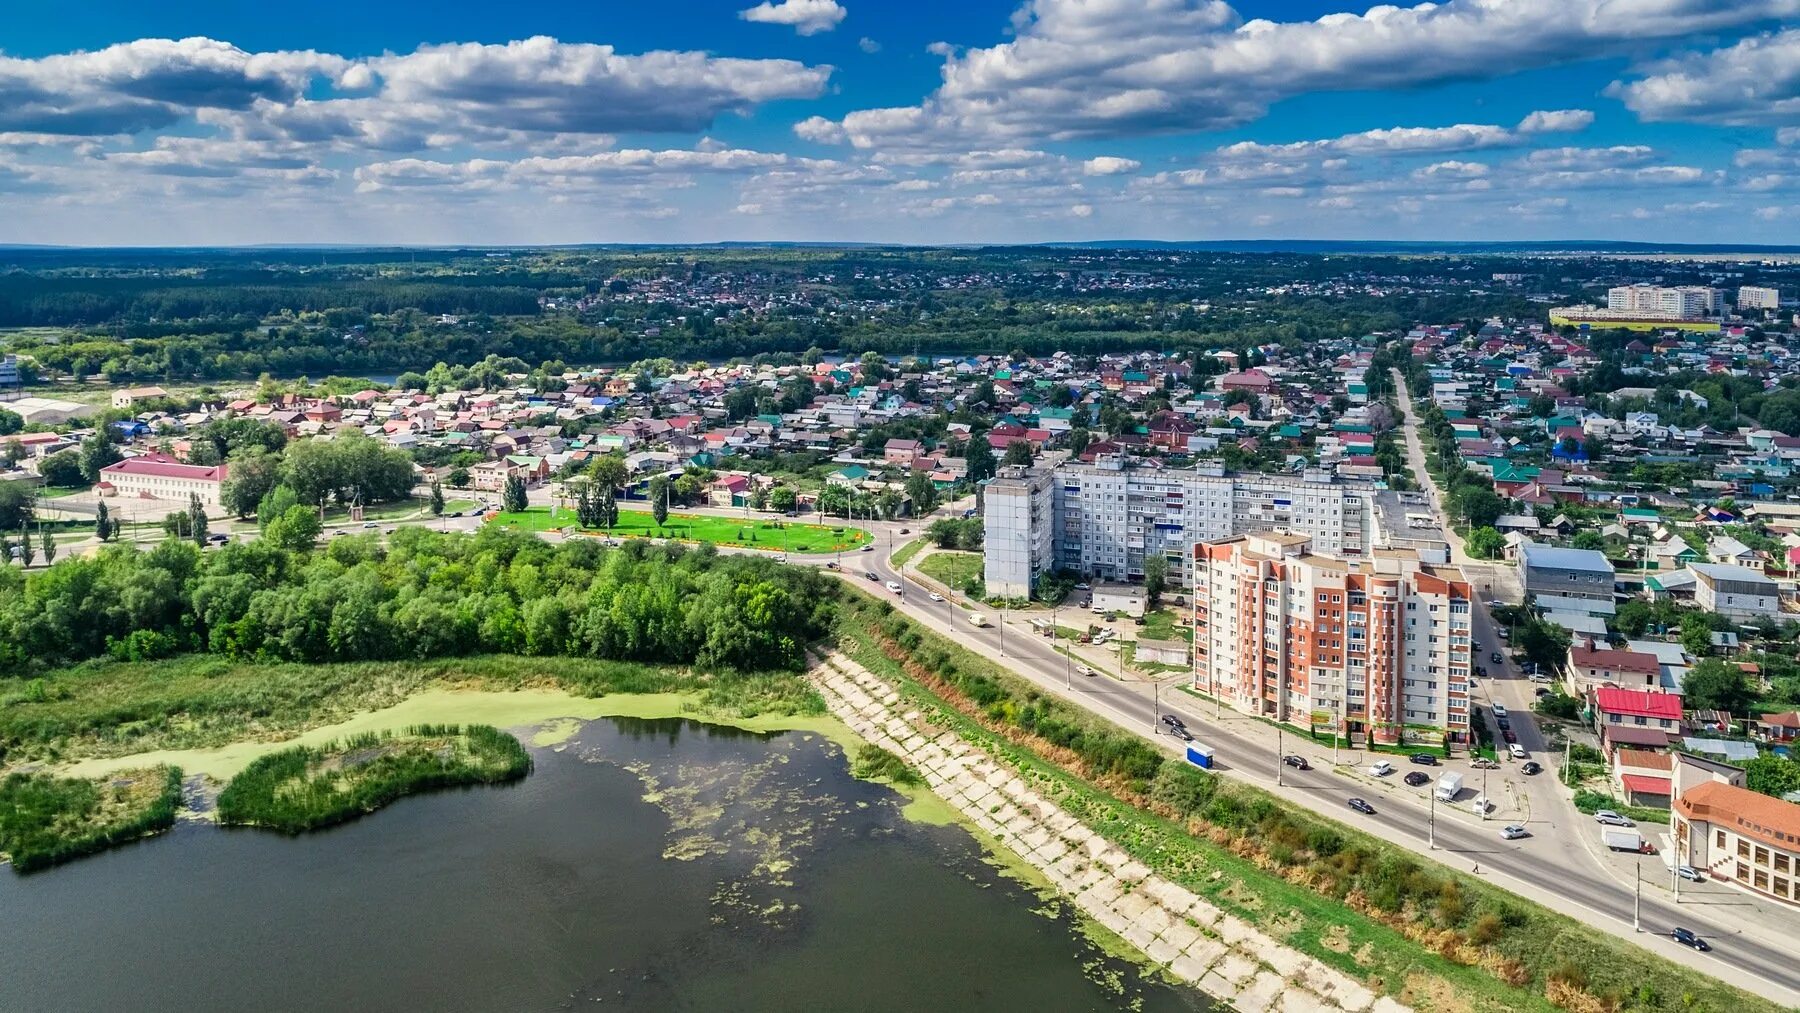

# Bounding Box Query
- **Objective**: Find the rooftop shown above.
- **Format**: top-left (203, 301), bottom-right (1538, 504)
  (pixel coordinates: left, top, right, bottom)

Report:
top-left (1675, 780), bottom-right (1800, 853)
top-left (1593, 686), bottom-right (1683, 718)
top-left (1519, 540), bottom-right (1614, 574)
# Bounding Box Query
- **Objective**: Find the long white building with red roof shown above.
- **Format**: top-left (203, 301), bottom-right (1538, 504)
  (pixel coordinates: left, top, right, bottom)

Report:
top-left (98, 452), bottom-right (228, 509)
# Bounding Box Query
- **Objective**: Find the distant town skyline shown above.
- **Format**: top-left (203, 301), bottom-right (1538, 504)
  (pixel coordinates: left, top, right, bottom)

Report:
top-left (5, 0), bottom-right (1800, 246)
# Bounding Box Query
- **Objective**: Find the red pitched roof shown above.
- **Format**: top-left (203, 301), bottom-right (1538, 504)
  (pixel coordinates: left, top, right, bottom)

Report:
top-left (100, 452), bottom-right (226, 483)
top-left (1570, 645), bottom-right (1660, 675)
top-left (1620, 774), bottom-right (1671, 796)
top-left (1593, 687), bottom-right (1683, 721)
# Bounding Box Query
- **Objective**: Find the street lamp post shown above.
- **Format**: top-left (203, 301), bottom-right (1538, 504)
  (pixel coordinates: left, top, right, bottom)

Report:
top-left (1276, 727), bottom-right (1284, 787)
top-left (1428, 789), bottom-right (1437, 850)
top-left (1481, 767), bottom-right (1489, 821)
top-left (1633, 861), bottom-right (1642, 932)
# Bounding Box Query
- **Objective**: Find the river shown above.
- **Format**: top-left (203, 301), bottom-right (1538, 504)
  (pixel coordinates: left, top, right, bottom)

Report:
top-left (0, 716), bottom-right (1209, 1012)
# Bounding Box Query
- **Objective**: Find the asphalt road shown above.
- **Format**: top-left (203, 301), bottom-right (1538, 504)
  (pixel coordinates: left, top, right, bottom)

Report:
top-left (843, 545), bottom-right (1800, 1003)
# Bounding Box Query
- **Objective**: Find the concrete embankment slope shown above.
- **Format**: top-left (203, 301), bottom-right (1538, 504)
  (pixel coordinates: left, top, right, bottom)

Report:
top-left (809, 653), bottom-right (1406, 1013)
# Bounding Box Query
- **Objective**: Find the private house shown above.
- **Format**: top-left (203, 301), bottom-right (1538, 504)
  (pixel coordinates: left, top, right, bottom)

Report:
top-left (1672, 776), bottom-right (1800, 906)
top-left (1751, 712), bottom-right (1800, 743)
top-left (1518, 541), bottom-right (1615, 602)
top-left (1689, 563), bottom-right (1781, 621)
top-left (1592, 686), bottom-right (1684, 742)
top-left (111, 385), bottom-right (170, 409)
top-left (1612, 748), bottom-right (1674, 807)
top-left (1566, 640), bottom-right (1662, 695)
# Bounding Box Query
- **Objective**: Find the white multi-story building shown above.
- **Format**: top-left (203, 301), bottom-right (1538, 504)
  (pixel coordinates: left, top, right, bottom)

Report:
top-left (1739, 286), bottom-right (1781, 311)
top-left (1607, 284), bottom-right (1722, 319)
top-left (1191, 532), bottom-right (1474, 744)
top-left (983, 466), bottom-right (1055, 598)
top-left (982, 455), bottom-right (1418, 597)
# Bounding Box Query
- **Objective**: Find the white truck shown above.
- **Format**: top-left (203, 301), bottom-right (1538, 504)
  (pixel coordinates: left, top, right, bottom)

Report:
top-left (1602, 828), bottom-right (1648, 853)
top-left (1434, 772), bottom-right (1464, 802)
top-left (967, 613), bottom-right (988, 628)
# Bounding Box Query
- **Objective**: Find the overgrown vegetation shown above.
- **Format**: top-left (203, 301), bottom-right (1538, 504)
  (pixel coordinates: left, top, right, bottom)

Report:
top-left (0, 652), bottom-right (822, 767)
top-left (1572, 789), bottom-right (1671, 826)
top-left (217, 724), bottom-right (529, 834)
top-left (834, 593), bottom-right (1776, 1013)
top-left (0, 765), bottom-right (181, 872)
top-left (850, 744), bottom-right (921, 786)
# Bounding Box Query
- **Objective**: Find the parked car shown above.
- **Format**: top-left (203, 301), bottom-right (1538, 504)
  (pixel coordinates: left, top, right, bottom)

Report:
top-left (1508, 743), bottom-right (1528, 760)
top-left (1282, 754), bottom-right (1310, 770)
top-left (1369, 760), bottom-right (1395, 777)
top-left (928, 592), bottom-right (944, 602)
top-left (1594, 810), bottom-right (1636, 828)
top-left (1404, 771), bottom-right (1431, 787)
top-left (1677, 865), bottom-right (1704, 882)
top-left (1533, 687), bottom-right (1550, 697)
top-left (362, 520), bottom-right (379, 529)
top-left (1471, 758), bottom-right (1500, 770)
top-left (1409, 753), bottom-right (1438, 766)
top-left (1074, 582), bottom-right (1091, 590)
top-left (1347, 798), bottom-right (1376, 815)
top-left (1503, 730), bottom-right (1518, 743)
top-left (1490, 650), bottom-right (1503, 664)
top-left (1491, 704), bottom-right (1507, 718)
top-left (1497, 718), bottom-right (1511, 731)
top-left (1521, 761), bottom-right (1542, 775)
top-left (1670, 927), bottom-right (1710, 952)
top-left (1500, 824), bottom-right (1530, 840)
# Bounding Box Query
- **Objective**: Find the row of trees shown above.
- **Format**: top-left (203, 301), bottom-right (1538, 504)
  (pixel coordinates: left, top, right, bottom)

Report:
top-left (0, 526), bottom-right (838, 674)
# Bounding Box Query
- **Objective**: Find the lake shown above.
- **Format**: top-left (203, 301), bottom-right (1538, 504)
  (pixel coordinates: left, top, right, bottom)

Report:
top-left (0, 716), bottom-right (1210, 1012)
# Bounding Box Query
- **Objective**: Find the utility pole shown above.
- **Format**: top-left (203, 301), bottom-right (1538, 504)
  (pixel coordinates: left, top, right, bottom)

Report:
top-left (1276, 727), bottom-right (1284, 787)
top-left (1428, 788), bottom-right (1437, 850)
top-left (1153, 680), bottom-right (1161, 734)
top-left (1481, 767), bottom-right (1489, 821)
top-left (1633, 861), bottom-right (1642, 932)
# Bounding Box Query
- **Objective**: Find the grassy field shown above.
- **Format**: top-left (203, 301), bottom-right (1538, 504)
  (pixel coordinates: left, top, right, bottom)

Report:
top-left (917, 550), bottom-right (983, 596)
top-left (217, 724), bottom-right (530, 833)
top-left (836, 593), bottom-right (1775, 1013)
top-left (490, 506), bottom-right (869, 554)
top-left (0, 766), bottom-right (181, 872)
top-left (0, 653), bottom-right (823, 767)
top-left (1137, 607), bottom-right (1192, 643)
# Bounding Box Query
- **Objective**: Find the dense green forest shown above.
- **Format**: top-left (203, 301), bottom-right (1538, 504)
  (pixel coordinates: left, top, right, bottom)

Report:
top-left (0, 527), bottom-right (837, 675)
top-left (0, 246), bottom-right (1558, 380)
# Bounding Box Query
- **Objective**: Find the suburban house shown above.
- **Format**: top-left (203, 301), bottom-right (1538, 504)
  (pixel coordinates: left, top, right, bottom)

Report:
top-left (1566, 640), bottom-right (1662, 695)
top-left (1518, 541), bottom-right (1615, 602)
top-left (1592, 687), bottom-right (1684, 743)
top-left (1689, 563), bottom-right (1781, 620)
top-left (1611, 748), bottom-right (1674, 807)
top-left (97, 452), bottom-right (227, 509)
top-left (111, 385), bottom-right (170, 409)
top-left (1751, 712), bottom-right (1800, 743)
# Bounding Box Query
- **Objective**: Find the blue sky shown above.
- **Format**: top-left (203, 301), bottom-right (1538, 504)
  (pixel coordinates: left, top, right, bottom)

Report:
top-left (3, 0), bottom-right (1800, 245)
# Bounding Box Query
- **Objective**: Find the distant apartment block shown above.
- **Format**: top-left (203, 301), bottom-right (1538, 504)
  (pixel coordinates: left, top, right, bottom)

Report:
top-left (981, 455), bottom-right (1434, 598)
top-left (1607, 284), bottom-right (1723, 319)
top-left (1191, 532), bottom-right (1475, 743)
top-left (1739, 285), bottom-right (1781, 311)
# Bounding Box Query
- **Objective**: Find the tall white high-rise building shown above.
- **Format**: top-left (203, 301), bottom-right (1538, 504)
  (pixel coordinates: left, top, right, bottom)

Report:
top-left (1191, 532), bottom-right (1474, 743)
top-left (1740, 286), bottom-right (1781, 311)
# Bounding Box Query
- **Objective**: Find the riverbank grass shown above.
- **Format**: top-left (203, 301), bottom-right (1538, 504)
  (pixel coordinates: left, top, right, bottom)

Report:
top-left (490, 506), bottom-right (869, 554)
top-left (0, 766), bottom-right (182, 872)
top-left (217, 725), bottom-right (530, 834)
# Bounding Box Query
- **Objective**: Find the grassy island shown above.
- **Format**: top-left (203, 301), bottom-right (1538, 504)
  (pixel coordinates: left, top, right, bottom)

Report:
top-left (217, 724), bottom-right (530, 834)
top-left (0, 765), bottom-right (182, 872)
top-left (490, 506), bottom-right (870, 554)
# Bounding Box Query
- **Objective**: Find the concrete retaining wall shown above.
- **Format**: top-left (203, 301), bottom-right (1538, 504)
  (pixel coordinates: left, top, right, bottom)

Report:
top-left (811, 653), bottom-right (1408, 1013)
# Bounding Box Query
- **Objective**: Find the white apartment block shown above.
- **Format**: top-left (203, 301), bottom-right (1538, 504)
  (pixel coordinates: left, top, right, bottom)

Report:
top-left (1607, 284), bottom-right (1723, 319)
top-left (1191, 532), bottom-right (1474, 744)
top-left (1739, 286), bottom-right (1781, 311)
top-left (983, 466), bottom-right (1055, 598)
top-left (982, 455), bottom-right (1399, 597)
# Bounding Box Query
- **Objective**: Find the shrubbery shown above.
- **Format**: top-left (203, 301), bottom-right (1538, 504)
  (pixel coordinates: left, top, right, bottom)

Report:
top-left (0, 766), bottom-right (182, 872)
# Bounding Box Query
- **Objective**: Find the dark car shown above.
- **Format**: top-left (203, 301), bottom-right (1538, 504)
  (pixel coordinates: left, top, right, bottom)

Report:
top-left (1404, 771), bottom-right (1431, 787)
top-left (448, 511), bottom-right (463, 518)
top-left (1533, 686), bottom-right (1550, 697)
top-left (1347, 798), bottom-right (1376, 815)
top-left (1173, 727), bottom-right (1195, 742)
top-left (864, 571), bottom-right (880, 581)
top-left (1282, 754), bottom-right (1310, 770)
top-left (1521, 761), bottom-right (1542, 775)
top-left (1490, 650), bottom-right (1503, 664)
top-left (1409, 753), bottom-right (1438, 766)
top-left (1161, 714), bottom-right (1184, 730)
top-left (1670, 927), bottom-right (1711, 952)
top-left (1503, 730), bottom-right (1518, 743)
top-left (1496, 718), bottom-right (1511, 731)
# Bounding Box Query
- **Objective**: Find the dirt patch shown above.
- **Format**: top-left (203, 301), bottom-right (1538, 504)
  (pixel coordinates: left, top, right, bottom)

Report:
top-left (1220, 880), bottom-right (1265, 910)
top-left (1400, 972), bottom-right (1474, 1013)
top-left (1321, 925), bottom-right (1352, 955)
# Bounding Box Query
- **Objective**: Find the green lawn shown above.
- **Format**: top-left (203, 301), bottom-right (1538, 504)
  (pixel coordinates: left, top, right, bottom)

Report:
top-left (889, 536), bottom-right (927, 570)
top-left (490, 506), bottom-right (869, 555)
top-left (917, 550), bottom-right (982, 594)
top-left (1138, 607), bottom-right (1192, 643)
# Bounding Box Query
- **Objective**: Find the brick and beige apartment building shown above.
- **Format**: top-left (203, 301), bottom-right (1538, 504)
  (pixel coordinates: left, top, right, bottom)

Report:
top-left (1191, 532), bottom-right (1474, 744)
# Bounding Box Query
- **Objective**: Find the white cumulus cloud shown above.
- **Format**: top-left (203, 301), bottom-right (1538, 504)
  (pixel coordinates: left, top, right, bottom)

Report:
top-left (739, 0), bottom-right (847, 36)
